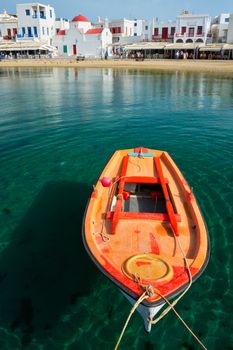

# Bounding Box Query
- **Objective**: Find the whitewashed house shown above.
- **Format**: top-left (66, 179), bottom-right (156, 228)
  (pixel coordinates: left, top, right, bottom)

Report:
top-left (53, 15), bottom-right (112, 57)
top-left (174, 11), bottom-right (211, 44)
top-left (16, 2), bottom-right (56, 44)
top-left (107, 18), bottom-right (151, 44)
top-left (152, 19), bottom-right (176, 42)
top-left (211, 14), bottom-right (230, 43)
top-left (55, 17), bottom-right (69, 34)
top-left (0, 10), bottom-right (18, 40)
top-left (108, 18), bottom-right (134, 44)
top-left (132, 19), bottom-right (151, 41)
top-left (227, 14), bottom-right (233, 43)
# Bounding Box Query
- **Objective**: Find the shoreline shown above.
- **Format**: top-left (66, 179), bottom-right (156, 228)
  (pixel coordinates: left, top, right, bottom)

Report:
top-left (1, 58), bottom-right (233, 74)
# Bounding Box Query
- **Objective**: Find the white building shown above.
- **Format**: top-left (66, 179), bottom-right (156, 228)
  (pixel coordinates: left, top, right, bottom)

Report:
top-left (55, 17), bottom-right (69, 34)
top-left (174, 11), bottom-right (211, 44)
top-left (132, 19), bottom-right (151, 41)
top-left (53, 15), bottom-right (112, 57)
top-left (227, 14), bottom-right (233, 43)
top-left (152, 19), bottom-right (176, 42)
top-left (108, 18), bottom-right (134, 43)
top-left (102, 18), bottom-right (151, 45)
top-left (16, 2), bottom-right (56, 44)
top-left (0, 10), bottom-right (18, 40)
top-left (211, 13), bottom-right (230, 43)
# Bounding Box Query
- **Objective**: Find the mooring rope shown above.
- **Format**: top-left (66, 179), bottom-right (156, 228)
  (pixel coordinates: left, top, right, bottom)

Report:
top-left (113, 291), bottom-right (149, 350)
top-left (113, 232), bottom-right (207, 350)
top-left (151, 288), bottom-right (207, 350)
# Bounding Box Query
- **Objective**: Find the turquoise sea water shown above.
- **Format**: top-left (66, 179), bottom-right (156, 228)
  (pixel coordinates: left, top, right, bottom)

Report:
top-left (0, 67), bottom-right (232, 350)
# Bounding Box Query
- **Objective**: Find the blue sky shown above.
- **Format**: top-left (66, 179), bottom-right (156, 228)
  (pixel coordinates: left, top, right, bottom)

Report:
top-left (2, 0), bottom-right (233, 21)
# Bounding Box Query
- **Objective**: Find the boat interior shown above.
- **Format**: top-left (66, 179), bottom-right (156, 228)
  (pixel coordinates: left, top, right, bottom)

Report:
top-left (121, 183), bottom-right (167, 214)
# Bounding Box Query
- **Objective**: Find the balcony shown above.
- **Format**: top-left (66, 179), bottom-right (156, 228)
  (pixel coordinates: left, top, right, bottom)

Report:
top-left (152, 34), bottom-right (162, 41)
top-left (175, 32), bottom-right (206, 38)
top-left (16, 34), bottom-right (39, 41)
top-left (32, 14), bottom-right (46, 19)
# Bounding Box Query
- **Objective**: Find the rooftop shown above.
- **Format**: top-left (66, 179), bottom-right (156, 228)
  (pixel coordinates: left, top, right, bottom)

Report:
top-left (72, 15), bottom-right (89, 23)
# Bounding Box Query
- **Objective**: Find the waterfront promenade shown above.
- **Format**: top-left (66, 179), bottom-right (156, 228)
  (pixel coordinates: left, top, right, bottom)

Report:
top-left (1, 58), bottom-right (233, 73)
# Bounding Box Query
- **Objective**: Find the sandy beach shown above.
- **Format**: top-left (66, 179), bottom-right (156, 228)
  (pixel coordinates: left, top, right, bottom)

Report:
top-left (1, 58), bottom-right (233, 73)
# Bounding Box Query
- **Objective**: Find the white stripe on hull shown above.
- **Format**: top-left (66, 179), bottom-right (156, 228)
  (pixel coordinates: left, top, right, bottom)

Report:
top-left (121, 290), bottom-right (165, 332)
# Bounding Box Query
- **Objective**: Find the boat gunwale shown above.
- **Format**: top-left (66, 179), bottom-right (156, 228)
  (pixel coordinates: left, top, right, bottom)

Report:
top-left (82, 148), bottom-right (211, 307)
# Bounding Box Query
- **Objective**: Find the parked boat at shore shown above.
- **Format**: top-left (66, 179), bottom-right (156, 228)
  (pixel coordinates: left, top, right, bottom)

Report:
top-left (83, 147), bottom-right (210, 332)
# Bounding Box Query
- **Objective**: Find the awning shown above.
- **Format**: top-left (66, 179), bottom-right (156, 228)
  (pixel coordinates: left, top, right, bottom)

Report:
top-left (0, 41), bottom-right (57, 52)
top-left (222, 44), bottom-right (233, 50)
top-left (165, 43), bottom-right (204, 50)
top-left (199, 46), bottom-right (223, 52)
top-left (124, 43), bottom-right (165, 50)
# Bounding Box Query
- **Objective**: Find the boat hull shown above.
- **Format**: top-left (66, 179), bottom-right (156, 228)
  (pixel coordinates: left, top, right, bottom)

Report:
top-left (83, 147), bottom-right (210, 314)
top-left (121, 290), bottom-right (165, 332)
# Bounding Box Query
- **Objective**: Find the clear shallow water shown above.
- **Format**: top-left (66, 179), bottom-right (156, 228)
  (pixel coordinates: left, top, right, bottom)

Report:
top-left (0, 68), bottom-right (233, 350)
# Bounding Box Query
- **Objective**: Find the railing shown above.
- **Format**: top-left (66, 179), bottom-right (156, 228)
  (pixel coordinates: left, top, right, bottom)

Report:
top-left (32, 14), bottom-right (46, 19)
top-left (152, 34), bottom-right (162, 40)
top-left (16, 34), bottom-right (38, 38)
top-left (175, 32), bottom-right (206, 38)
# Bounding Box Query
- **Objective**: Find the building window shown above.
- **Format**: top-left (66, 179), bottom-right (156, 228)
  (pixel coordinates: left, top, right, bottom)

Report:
top-left (63, 45), bottom-right (68, 53)
top-left (47, 28), bottom-right (49, 35)
top-left (28, 27), bottom-right (32, 37)
top-left (145, 25), bottom-right (148, 30)
top-left (162, 27), bottom-right (168, 39)
top-left (225, 18), bottom-right (229, 23)
top-left (110, 27), bottom-right (122, 34)
top-left (188, 27), bottom-right (194, 37)
top-left (134, 33), bottom-right (137, 36)
top-left (25, 9), bottom-right (30, 16)
top-left (181, 26), bottom-right (186, 35)
top-left (171, 27), bottom-right (175, 35)
top-left (42, 27), bottom-right (45, 35)
top-left (154, 28), bottom-right (159, 36)
top-left (134, 22), bottom-right (137, 27)
top-left (34, 26), bottom-right (38, 37)
top-left (22, 27), bottom-right (26, 36)
top-left (50, 9), bottom-right (53, 18)
top-left (56, 28), bottom-right (59, 33)
top-left (13, 28), bottom-right (17, 36)
top-left (197, 26), bottom-right (203, 35)
top-left (7, 29), bottom-right (11, 37)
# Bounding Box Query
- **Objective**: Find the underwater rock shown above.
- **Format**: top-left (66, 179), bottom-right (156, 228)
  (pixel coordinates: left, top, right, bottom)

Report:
top-left (2, 208), bottom-right (11, 215)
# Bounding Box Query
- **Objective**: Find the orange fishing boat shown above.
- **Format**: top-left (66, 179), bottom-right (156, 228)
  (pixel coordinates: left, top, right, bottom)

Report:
top-left (83, 147), bottom-right (209, 332)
